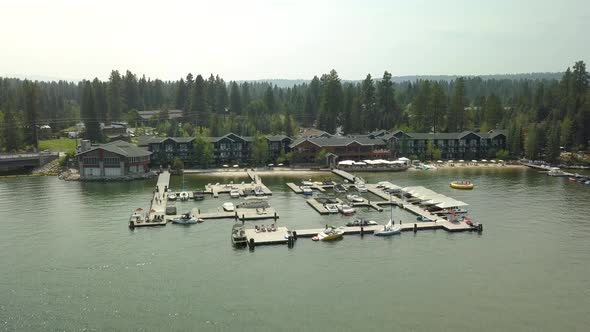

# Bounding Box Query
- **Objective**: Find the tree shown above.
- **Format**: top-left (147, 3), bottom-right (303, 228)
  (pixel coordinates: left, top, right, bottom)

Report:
top-left (229, 81), bottom-right (242, 114)
top-left (360, 74), bottom-right (377, 131)
top-left (409, 80), bottom-right (431, 132)
top-left (175, 78), bottom-right (188, 115)
top-left (303, 76), bottom-right (321, 126)
top-left (484, 94), bottom-right (503, 129)
top-left (560, 115), bottom-right (573, 150)
top-left (81, 81), bottom-right (102, 142)
top-left (317, 70), bottom-right (343, 134)
top-left (22, 81), bottom-right (40, 148)
top-left (263, 86), bottom-right (275, 112)
top-left (171, 157), bottom-right (184, 171)
top-left (524, 124), bottom-right (540, 160)
top-left (251, 133), bottom-right (269, 165)
top-left (2, 106), bottom-right (20, 152)
top-left (107, 70), bottom-right (124, 122)
top-left (190, 74), bottom-right (207, 126)
top-left (496, 149), bottom-right (510, 160)
top-left (425, 140), bottom-right (441, 160)
top-left (314, 148), bottom-right (329, 166)
top-left (215, 75), bottom-right (228, 113)
top-left (449, 77), bottom-right (468, 131)
top-left (191, 134), bottom-right (214, 168)
top-left (377, 71), bottom-right (399, 129)
top-left (545, 124), bottom-right (561, 163)
top-left (429, 82), bottom-right (447, 133)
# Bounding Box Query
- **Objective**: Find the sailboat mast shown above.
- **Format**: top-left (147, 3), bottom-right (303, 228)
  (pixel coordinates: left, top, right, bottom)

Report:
top-left (390, 193), bottom-right (393, 222)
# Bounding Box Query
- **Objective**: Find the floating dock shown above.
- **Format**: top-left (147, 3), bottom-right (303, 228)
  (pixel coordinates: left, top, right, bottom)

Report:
top-left (244, 226), bottom-right (289, 245)
top-left (305, 198), bottom-right (343, 215)
top-left (189, 207), bottom-right (279, 221)
top-left (206, 182), bottom-right (272, 198)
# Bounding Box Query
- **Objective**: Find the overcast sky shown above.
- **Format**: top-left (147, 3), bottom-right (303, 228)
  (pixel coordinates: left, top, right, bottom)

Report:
top-left (1, 0), bottom-right (588, 81)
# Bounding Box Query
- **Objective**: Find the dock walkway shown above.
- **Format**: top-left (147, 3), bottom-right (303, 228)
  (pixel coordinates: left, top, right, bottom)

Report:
top-left (332, 169), bottom-right (365, 183)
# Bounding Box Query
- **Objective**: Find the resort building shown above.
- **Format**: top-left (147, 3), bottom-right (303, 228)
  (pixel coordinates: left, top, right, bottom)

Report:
top-left (138, 133), bottom-right (292, 166)
top-left (76, 140), bottom-right (152, 179)
top-left (389, 129), bottom-right (507, 160)
top-left (289, 136), bottom-right (392, 164)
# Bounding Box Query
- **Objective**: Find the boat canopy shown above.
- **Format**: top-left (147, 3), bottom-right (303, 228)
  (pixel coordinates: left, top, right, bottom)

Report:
top-left (398, 157), bottom-right (410, 161)
top-left (401, 186), bottom-right (468, 208)
top-left (338, 160), bottom-right (355, 166)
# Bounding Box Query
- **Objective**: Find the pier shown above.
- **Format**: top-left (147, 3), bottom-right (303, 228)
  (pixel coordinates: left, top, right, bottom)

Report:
top-left (189, 207), bottom-right (279, 221)
top-left (331, 169), bottom-right (364, 183)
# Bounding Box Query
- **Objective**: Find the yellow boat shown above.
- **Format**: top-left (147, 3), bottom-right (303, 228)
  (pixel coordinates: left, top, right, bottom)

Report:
top-left (313, 226), bottom-right (345, 241)
top-left (450, 181), bottom-right (474, 190)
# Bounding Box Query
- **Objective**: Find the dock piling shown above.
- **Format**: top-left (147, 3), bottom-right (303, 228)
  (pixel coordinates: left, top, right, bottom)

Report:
top-left (248, 238), bottom-right (255, 251)
top-left (360, 226), bottom-right (364, 237)
top-left (414, 223), bottom-right (417, 233)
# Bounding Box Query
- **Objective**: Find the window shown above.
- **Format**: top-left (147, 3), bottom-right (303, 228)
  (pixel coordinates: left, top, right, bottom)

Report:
top-left (165, 144), bottom-right (174, 152)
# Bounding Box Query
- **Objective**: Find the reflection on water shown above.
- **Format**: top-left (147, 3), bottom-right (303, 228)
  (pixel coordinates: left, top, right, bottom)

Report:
top-left (0, 168), bottom-right (589, 331)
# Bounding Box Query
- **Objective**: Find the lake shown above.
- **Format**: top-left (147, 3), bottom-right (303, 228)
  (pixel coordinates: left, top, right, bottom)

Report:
top-left (1, 167), bottom-right (589, 331)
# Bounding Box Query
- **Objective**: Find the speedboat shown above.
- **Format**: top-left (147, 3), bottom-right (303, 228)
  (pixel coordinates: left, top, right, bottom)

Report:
top-left (346, 218), bottom-right (378, 227)
top-left (231, 223), bottom-right (248, 247)
top-left (167, 193), bottom-right (177, 200)
top-left (346, 194), bottom-right (364, 203)
top-left (334, 184), bottom-right (347, 193)
top-left (129, 211), bottom-right (147, 227)
top-left (230, 189), bottom-right (240, 198)
top-left (302, 180), bottom-right (314, 186)
top-left (193, 190), bottom-right (205, 200)
top-left (237, 196), bottom-right (270, 209)
top-left (179, 191), bottom-right (189, 201)
top-left (301, 186), bottom-right (313, 196)
top-left (222, 202), bottom-right (235, 212)
top-left (450, 180), bottom-right (474, 190)
top-left (337, 204), bottom-right (355, 216)
top-left (313, 226), bottom-right (344, 241)
top-left (547, 167), bottom-right (566, 176)
top-left (254, 186), bottom-right (265, 196)
top-left (374, 220), bottom-right (402, 236)
top-left (171, 213), bottom-right (201, 225)
top-left (324, 204), bottom-right (339, 213)
top-left (355, 183), bottom-right (368, 193)
top-left (416, 215), bottom-right (432, 222)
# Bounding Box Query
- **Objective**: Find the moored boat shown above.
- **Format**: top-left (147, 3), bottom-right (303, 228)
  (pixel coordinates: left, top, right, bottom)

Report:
top-left (179, 191), bottom-right (189, 201)
top-left (334, 183), bottom-right (347, 193)
top-left (222, 202), bottom-right (235, 212)
top-left (231, 223), bottom-right (248, 247)
top-left (237, 196), bottom-right (270, 209)
top-left (450, 181), bottom-right (474, 190)
top-left (230, 189), bottom-right (240, 198)
top-left (171, 212), bottom-right (201, 225)
top-left (337, 204), bottom-right (355, 216)
top-left (346, 194), bottom-right (364, 203)
top-left (301, 186), bottom-right (313, 196)
top-left (324, 204), bottom-right (339, 213)
top-left (374, 220), bottom-right (402, 236)
top-left (193, 189), bottom-right (205, 200)
top-left (314, 226), bottom-right (344, 241)
top-left (167, 193), bottom-right (177, 200)
top-left (346, 218), bottom-right (378, 227)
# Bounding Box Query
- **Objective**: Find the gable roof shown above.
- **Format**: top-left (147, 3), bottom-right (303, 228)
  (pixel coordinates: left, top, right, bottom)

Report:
top-left (76, 141), bottom-right (151, 158)
top-left (290, 136), bottom-right (388, 148)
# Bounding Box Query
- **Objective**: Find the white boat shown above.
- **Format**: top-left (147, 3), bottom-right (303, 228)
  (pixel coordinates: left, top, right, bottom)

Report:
top-left (302, 180), bottom-right (314, 186)
top-left (229, 189), bottom-right (240, 198)
top-left (346, 194), bottom-right (364, 203)
top-left (324, 204), bottom-right (339, 213)
top-left (254, 186), bottom-right (265, 196)
top-left (301, 186), bottom-right (313, 196)
top-left (337, 204), bottom-right (355, 216)
top-left (355, 183), bottom-right (368, 193)
top-left (222, 202), bottom-right (235, 212)
top-left (167, 193), bottom-right (177, 201)
top-left (231, 223), bottom-right (248, 247)
top-left (179, 191), bottom-right (189, 201)
top-left (547, 167), bottom-right (566, 176)
top-left (314, 226), bottom-right (344, 241)
top-left (374, 195), bottom-right (402, 236)
top-left (171, 213), bottom-right (201, 225)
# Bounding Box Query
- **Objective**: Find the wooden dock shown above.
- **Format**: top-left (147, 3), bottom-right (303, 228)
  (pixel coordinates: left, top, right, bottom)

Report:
top-left (206, 182), bottom-right (272, 198)
top-left (245, 226), bottom-right (289, 245)
top-left (286, 182), bottom-right (303, 193)
top-left (332, 169), bottom-right (365, 183)
top-left (306, 198), bottom-right (343, 215)
top-left (286, 182), bottom-right (331, 194)
top-left (187, 207), bottom-right (279, 221)
top-left (295, 221), bottom-right (476, 237)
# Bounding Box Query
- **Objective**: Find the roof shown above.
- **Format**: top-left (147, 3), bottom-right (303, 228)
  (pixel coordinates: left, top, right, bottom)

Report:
top-left (76, 140), bottom-right (151, 158)
top-left (137, 136), bottom-right (195, 146)
top-left (290, 136), bottom-right (389, 148)
top-left (393, 130), bottom-right (506, 140)
top-left (138, 110), bottom-right (184, 120)
top-left (266, 135), bottom-right (292, 142)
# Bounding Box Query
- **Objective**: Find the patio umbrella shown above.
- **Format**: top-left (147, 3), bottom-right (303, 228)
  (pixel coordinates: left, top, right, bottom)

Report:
top-left (135, 208), bottom-right (143, 211)
top-left (471, 160), bottom-right (477, 163)
top-left (222, 164), bottom-right (229, 168)
top-left (150, 209), bottom-right (156, 213)
top-left (277, 163), bottom-right (284, 166)
top-left (233, 164), bottom-right (239, 168)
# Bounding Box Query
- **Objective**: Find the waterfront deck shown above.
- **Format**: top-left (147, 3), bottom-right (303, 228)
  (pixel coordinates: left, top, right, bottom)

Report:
top-left (306, 198), bottom-right (343, 215)
top-left (245, 226), bottom-right (289, 245)
top-left (206, 182), bottom-right (272, 198)
top-left (186, 207), bottom-right (279, 221)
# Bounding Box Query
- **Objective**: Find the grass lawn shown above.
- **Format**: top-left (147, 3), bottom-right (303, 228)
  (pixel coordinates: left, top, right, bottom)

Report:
top-left (39, 138), bottom-right (77, 152)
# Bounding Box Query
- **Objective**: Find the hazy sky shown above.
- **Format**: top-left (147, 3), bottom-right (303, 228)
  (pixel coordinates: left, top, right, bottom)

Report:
top-left (1, 0), bottom-right (588, 81)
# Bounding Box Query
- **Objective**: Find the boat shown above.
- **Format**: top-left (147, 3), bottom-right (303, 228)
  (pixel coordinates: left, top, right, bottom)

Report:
top-left (301, 186), bottom-right (313, 196)
top-left (374, 220), bottom-right (402, 236)
top-left (346, 218), bottom-right (378, 227)
top-left (314, 226), bottom-right (344, 241)
top-left (322, 180), bottom-right (336, 186)
top-left (334, 183), bottom-right (347, 193)
top-left (450, 180), bottom-right (474, 190)
top-left (237, 196), bottom-right (270, 209)
top-left (222, 202), bottom-right (235, 212)
top-left (324, 204), bottom-right (339, 213)
top-left (355, 182), bottom-right (368, 193)
top-left (254, 186), bottom-right (265, 196)
top-left (231, 223), bottom-right (248, 247)
top-left (547, 167), bottom-right (566, 176)
top-left (337, 204), bottom-right (355, 216)
top-left (568, 177), bottom-right (577, 182)
top-left (374, 196), bottom-right (402, 236)
top-left (179, 191), bottom-right (189, 201)
top-left (229, 189), bottom-right (240, 198)
top-left (302, 180), bottom-right (314, 186)
top-left (171, 212), bottom-right (201, 225)
top-left (167, 193), bottom-right (177, 200)
top-left (346, 194), bottom-right (364, 203)
top-left (193, 189), bottom-right (205, 200)
top-left (129, 211), bottom-right (147, 226)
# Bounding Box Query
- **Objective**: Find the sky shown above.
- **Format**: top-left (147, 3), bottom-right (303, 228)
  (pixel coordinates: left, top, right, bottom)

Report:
top-left (0, 0), bottom-right (588, 81)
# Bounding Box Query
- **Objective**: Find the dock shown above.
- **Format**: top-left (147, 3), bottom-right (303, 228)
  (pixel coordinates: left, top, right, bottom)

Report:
top-left (244, 226), bottom-right (289, 245)
top-left (130, 171), bottom-right (171, 228)
top-left (206, 181), bottom-right (272, 198)
top-left (286, 182), bottom-right (303, 193)
top-left (185, 207), bottom-right (279, 221)
top-left (523, 163), bottom-right (574, 176)
top-left (305, 198), bottom-right (343, 215)
top-left (286, 182), bottom-right (331, 194)
top-left (331, 169), bottom-right (364, 183)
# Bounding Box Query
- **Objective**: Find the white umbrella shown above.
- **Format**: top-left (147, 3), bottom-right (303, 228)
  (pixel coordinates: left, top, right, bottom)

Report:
top-left (481, 159), bottom-right (488, 162)
top-left (471, 160), bottom-right (477, 163)
top-left (448, 160), bottom-right (454, 163)
top-left (437, 160), bottom-right (443, 163)
top-left (222, 164), bottom-right (229, 168)
top-left (499, 159), bottom-right (504, 162)
top-left (233, 164), bottom-right (239, 168)
top-left (277, 163), bottom-right (284, 166)
top-left (490, 160), bottom-right (496, 163)
top-left (458, 160), bottom-right (464, 162)
top-left (267, 163), bottom-right (274, 167)
top-left (398, 157), bottom-right (410, 161)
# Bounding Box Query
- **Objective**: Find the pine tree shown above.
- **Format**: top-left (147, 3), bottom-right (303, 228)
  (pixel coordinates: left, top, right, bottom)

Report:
top-left (484, 94), bottom-right (503, 129)
top-left (263, 86), bottom-right (275, 112)
top-left (241, 82), bottom-right (251, 110)
top-left (2, 102), bottom-right (19, 152)
top-left (107, 70), bottom-right (124, 122)
top-left (190, 75), bottom-right (207, 126)
top-left (215, 76), bottom-right (228, 113)
top-left (175, 78), bottom-right (187, 116)
top-left (449, 77), bottom-right (468, 131)
top-left (22, 81), bottom-right (40, 149)
top-left (376, 71), bottom-right (398, 129)
top-left (360, 74), bottom-right (376, 131)
top-left (429, 82), bottom-right (447, 133)
top-left (545, 124), bottom-right (561, 163)
top-left (317, 70), bottom-right (343, 134)
top-left (229, 81), bottom-right (242, 114)
top-left (82, 81), bottom-right (102, 142)
top-left (409, 80), bottom-right (431, 132)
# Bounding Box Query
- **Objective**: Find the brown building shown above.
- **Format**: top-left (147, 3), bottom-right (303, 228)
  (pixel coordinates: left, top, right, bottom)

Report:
top-left (76, 140), bottom-right (151, 179)
top-left (289, 136), bottom-right (392, 163)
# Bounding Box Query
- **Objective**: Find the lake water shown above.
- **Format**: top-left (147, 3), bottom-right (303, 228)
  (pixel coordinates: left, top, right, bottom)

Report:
top-left (1, 168), bottom-right (589, 331)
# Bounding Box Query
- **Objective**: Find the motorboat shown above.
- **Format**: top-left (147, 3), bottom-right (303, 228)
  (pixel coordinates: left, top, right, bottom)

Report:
top-left (129, 211), bottom-right (147, 227)
top-left (324, 204), bottom-right (339, 213)
top-left (322, 180), bottom-right (336, 186)
top-left (355, 182), bottom-right (368, 193)
top-left (231, 223), bottom-right (248, 247)
top-left (346, 218), bottom-right (378, 227)
top-left (254, 186), bottom-right (265, 196)
top-left (313, 226), bottom-right (344, 241)
top-left (179, 191), bottom-right (189, 201)
top-left (230, 189), bottom-right (240, 198)
top-left (171, 213), bottom-right (201, 225)
top-left (547, 167), bottom-right (566, 176)
top-left (167, 193), bottom-right (177, 201)
top-left (346, 194), bottom-right (364, 203)
top-left (337, 204), bottom-right (355, 216)
top-left (237, 196), bottom-right (270, 209)
top-left (450, 181), bottom-right (474, 190)
top-left (222, 202), bottom-right (235, 212)
top-left (316, 195), bottom-right (339, 204)
top-left (193, 190), bottom-right (205, 200)
top-left (334, 184), bottom-right (347, 193)
top-left (301, 186), bottom-right (313, 196)
top-left (416, 215), bottom-right (433, 222)
top-left (302, 180), bottom-right (314, 187)
top-left (374, 220), bottom-right (402, 236)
